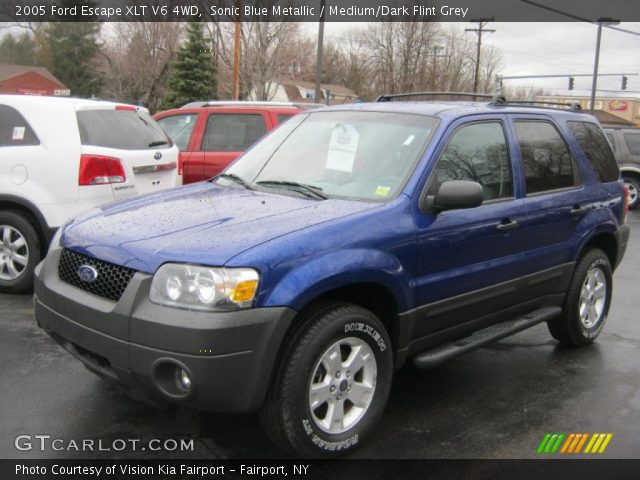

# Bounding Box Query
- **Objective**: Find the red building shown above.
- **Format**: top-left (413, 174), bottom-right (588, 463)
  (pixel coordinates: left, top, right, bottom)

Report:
top-left (0, 63), bottom-right (68, 96)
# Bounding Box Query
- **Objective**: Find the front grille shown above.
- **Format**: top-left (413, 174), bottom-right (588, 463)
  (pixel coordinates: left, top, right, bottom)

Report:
top-left (58, 248), bottom-right (136, 302)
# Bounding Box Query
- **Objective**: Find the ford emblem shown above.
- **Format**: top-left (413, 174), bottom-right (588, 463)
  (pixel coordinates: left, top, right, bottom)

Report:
top-left (77, 265), bottom-right (98, 283)
top-left (154, 152), bottom-right (162, 160)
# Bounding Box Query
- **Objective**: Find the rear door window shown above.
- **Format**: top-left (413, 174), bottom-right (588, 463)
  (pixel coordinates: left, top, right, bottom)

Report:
top-left (156, 114), bottom-right (197, 151)
top-left (77, 109), bottom-right (171, 150)
top-left (568, 122), bottom-right (619, 182)
top-left (514, 120), bottom-right (581, 194)
top-left (0, 105), bottom-right (39, 147)
top-left (623, 132), bottom-right (640, 156)
top-left (202, 114), bottom-right (267, 152)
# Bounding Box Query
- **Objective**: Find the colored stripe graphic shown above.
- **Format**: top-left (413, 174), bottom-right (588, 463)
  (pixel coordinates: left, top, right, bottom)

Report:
top-left (538, 433), bottom-right (613, 454)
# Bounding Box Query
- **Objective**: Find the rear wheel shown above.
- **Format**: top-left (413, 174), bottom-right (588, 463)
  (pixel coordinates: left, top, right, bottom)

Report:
top-left (624, 175), bottom-right (639, 210)
top-left (0, 211), bottom-right (41, 294)
top-left (260, 302), bottom-right (393, 457)
top-left (548, 249), bottom-right (612, 346)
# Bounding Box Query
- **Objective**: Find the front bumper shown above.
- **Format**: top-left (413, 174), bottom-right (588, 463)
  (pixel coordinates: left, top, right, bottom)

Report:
top-left (34, 248), bottom-right (295, 412)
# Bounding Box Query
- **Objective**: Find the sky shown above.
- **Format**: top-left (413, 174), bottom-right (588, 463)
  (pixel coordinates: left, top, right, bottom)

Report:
top-left (315, 21), bottom-right (640, 96)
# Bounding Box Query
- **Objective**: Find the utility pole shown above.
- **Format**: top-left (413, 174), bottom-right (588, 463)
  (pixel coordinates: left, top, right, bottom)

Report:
top-left (231, 0), bottom-right (242, 100)
top-left (314, 0), bottom-right (326, 103)
top-left (465, 19), bottom-right (495, 93)
top-left (590, 18), bottom-right (619, 113)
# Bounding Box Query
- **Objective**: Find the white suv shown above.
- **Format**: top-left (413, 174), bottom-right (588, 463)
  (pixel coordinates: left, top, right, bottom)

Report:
top-left (0, 95), bottom-right (180, 293)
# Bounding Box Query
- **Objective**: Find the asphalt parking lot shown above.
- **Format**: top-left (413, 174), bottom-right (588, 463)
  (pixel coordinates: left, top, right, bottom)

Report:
top-left (1, 211), bottom-right (638, 460)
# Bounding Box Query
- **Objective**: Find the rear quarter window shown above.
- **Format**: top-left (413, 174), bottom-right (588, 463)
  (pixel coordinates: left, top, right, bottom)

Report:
top-left (568, 122), bottom-right (619, 183)
top-left (0, 105), bottom-right (39, 147)
top-left (77, 109), bottom-right (171, 150)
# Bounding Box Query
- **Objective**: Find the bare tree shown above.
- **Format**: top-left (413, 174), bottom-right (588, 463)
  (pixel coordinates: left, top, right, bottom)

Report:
top-left (101, 22), bottom-right (183, 110)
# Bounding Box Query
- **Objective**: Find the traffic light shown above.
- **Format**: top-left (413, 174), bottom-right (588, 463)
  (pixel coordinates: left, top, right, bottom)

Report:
top-left (568, 77), bottom-right (575, 90)
top-left (622, 76), bottom-right (628, 90)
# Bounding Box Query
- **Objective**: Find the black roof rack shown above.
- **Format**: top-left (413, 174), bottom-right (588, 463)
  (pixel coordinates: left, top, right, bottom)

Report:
top-left (376, 91), bottom-right (497, 102)
top-left (375, 91), bottom-right (585, 112)
top-left (496, 100), bottom-right (582, 111)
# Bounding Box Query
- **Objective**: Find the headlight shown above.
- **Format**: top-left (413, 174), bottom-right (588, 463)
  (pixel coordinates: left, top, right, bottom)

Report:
top-left (150, 264), bottom-right (259, 311)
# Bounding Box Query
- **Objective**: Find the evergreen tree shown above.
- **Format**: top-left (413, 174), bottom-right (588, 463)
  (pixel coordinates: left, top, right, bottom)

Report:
top-left (162, 22), bottom-right (217, 109)
top-left (44, 22), bottom-right (103, 97)
top-left (0, 33), bottom-right (37, 66)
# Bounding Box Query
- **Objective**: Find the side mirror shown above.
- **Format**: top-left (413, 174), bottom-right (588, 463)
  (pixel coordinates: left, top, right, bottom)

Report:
top-left (420, 180), bottom-right (484, 213)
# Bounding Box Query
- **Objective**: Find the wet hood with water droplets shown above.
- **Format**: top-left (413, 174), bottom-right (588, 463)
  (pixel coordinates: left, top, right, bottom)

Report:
top-left (61, 182), bottom-right (377, 273)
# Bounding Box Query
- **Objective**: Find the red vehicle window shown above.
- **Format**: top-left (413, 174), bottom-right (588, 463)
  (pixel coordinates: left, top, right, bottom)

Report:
top-left (202, 114), bottom-right (267, 152)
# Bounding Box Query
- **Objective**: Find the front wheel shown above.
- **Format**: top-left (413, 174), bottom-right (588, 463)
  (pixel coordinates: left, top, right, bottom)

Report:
top-left (548, 249), bottom-right (612, 346)
top-left (0, 211), bottom-right (41, 294)
top-left (260, 302), bottom-right (393, 457)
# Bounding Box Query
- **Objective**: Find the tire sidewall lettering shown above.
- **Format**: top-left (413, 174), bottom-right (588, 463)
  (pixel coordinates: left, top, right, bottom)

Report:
top-left (344, 322), bottom-right (387, 352)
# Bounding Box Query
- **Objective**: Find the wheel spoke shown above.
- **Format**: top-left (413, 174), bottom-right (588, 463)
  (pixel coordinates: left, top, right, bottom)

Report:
top-left (309, 381), bottom-right (332, 409)
top-left (6, 260), bottom-right (19, 277)
top-left (2, 227), bottom-right (11, 247)
top-left (322, 344), bottom-right (342, 377)
top-left (12, 254), bottom-right (27, 266)
top-left (325, 399), bottom-right (344, 432)
top-left (343, 344), bottom-right (367, 373)
top-left (10, 236), bottom-right (25, 251)
top-left (348, 382), bottom-right (374, 408)
top-left (588, 304), bottom-right (599, 324)
top-left (593, 283), bottom-right (606, 300)
top-left (579, 302), bottom-right (589, 321)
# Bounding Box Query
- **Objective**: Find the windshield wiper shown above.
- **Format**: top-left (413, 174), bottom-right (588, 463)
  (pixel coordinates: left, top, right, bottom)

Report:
top-left (148, 140), bottom-right (169, 147)
top-left (216, 173), bottom-right (255, 190)
top-left (257, 180), bottom-right (328, 200)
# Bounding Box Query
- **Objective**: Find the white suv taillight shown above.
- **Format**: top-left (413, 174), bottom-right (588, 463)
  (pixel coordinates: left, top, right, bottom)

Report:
top-left (79, 154), bottom-right (126, 185)
top-left (623, 184), bottom-right (629, 223)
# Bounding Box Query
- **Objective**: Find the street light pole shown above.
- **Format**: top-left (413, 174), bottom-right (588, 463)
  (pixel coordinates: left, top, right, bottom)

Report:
top-left (590, 18), bottom-right (619, 114)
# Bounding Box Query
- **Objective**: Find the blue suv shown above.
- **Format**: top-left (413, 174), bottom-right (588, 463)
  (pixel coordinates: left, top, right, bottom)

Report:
top-left (34, 96), bottom-right (630, 457)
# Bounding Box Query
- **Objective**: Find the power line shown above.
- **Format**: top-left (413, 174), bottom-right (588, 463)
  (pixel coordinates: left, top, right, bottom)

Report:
top-left (521, 0), bottom-right (640, 37)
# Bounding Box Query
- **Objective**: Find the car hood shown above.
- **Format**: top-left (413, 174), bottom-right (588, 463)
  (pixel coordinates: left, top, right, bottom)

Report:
top-left (62, 182), bottom-right (378, 273)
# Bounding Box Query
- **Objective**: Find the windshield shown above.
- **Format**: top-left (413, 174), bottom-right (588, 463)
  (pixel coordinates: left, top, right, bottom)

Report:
top-left (221, 111), bottom-right (437, 201)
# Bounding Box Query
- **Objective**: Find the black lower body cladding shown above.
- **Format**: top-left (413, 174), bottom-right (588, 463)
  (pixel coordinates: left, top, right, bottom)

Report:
top-left (33, 248), bottom-right (295, 412)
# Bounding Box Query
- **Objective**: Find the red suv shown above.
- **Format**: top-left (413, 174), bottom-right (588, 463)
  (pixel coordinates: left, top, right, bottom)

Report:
top-left (154, 101), bottom-right (322, 184)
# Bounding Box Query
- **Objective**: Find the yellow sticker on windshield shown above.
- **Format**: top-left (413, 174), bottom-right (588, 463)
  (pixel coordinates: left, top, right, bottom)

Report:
top-left (375, 186), bottom-right (391, 197)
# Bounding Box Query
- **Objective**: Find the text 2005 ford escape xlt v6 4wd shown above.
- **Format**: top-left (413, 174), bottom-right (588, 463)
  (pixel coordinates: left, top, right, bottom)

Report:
top-left (35, 95), bottom-right (630, 457)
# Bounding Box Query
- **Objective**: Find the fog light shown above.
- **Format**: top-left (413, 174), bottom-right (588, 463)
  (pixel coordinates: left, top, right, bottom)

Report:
top-left (176, 368), bottom-right (192, 392)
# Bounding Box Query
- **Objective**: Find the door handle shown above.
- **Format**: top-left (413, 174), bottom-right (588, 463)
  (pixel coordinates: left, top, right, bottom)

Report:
top-left (570, 205), bottom-right (588, 215)
top-left (496, 218), bottom-right (519, 231)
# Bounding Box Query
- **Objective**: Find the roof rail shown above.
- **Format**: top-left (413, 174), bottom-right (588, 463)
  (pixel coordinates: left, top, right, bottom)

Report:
top-left (376, 91), bottom-right (496, 102)
top-left (181, 100), bottom-right (325, 109)
top-left (495, 100), bottom-right (582, 111)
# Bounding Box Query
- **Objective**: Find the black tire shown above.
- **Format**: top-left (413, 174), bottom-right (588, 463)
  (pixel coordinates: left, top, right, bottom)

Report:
top-left (624, 175), bottom-right (640, 210)
top-left (548, 249), bottom-right (612, 346)
top-left (260, 302), bottom-right (393, 457)
top-left (0, 210), bottom-right (41, 294)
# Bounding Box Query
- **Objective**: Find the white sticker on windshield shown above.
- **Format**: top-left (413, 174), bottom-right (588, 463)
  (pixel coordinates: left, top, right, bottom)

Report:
top-left (326, 124), bottom-right (359, 173)
top-left (12, 127), bottom-right (25, 141)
